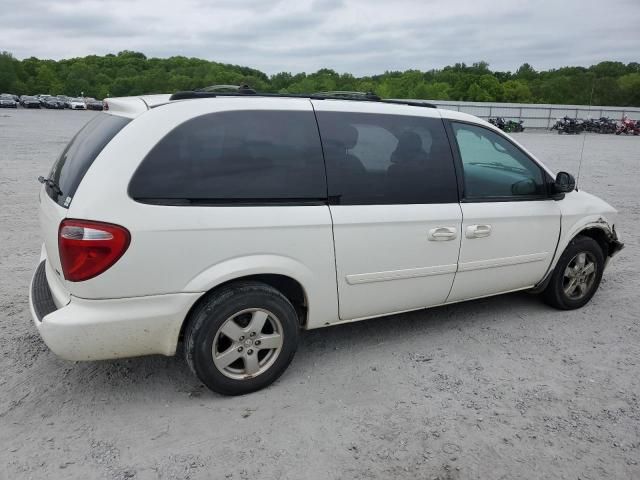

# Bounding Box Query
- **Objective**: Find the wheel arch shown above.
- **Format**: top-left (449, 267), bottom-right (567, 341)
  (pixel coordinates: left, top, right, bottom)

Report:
top-left (179, 272), bottom-right (310, 343)
top-left (576, 227), bottom-right (611, 257)
top-left (532, 220), bottom-right (620, 293)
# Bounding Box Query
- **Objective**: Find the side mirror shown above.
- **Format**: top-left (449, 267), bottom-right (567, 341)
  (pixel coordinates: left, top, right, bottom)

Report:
top-left (554, 171), bottom-right (576, 193)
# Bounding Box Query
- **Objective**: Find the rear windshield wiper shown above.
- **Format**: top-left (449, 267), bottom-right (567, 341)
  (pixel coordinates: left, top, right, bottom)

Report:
top-left (38, 176), bottom-right (63, 196)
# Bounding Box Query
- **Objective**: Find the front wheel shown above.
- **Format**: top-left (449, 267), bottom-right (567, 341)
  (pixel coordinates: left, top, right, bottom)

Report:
top-left (542, 236), bottom-right (605, 310)
top-left (184, 281), bottom-right (299, 395)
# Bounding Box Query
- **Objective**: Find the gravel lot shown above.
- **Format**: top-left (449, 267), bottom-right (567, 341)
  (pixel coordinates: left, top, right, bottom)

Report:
top-left (1, 109), bottom-right (638, 480)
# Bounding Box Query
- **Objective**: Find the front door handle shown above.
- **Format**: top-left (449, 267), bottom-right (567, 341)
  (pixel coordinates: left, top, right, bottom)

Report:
top-left (466, 224), bottom-right (492, 239)
top-left (428, 226), bottom-right (458, 241)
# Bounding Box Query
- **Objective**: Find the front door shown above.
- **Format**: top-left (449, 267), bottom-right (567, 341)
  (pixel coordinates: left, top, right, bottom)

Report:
top-left (446, 121), bottom-right (561, 302)
top-left (313, 102), bottom-right (462, 320)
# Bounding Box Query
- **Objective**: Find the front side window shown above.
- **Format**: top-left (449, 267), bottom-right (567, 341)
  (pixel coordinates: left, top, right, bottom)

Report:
top-left (129, 110), bottom-right (326, 203)
top-left (451, 122), bottom-right (546, 200)
top-left (315, 112), bottom-right (458, 204)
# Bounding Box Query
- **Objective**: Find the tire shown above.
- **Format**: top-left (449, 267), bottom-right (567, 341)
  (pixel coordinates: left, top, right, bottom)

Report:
top-left (542, 236), bottom-right (605, 310)
top-left (184, 281), bottom-right (299, 395)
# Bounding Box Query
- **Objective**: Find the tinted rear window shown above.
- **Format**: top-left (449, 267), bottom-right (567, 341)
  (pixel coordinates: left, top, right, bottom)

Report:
top-left (128, 110), bottom-right (326, 204)
top-left (316, 112), bottom-right (458, 204)
top-left (46, 114), bottom-right (130, 207)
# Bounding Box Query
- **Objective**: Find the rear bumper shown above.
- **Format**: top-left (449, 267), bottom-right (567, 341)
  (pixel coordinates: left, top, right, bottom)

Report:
top-left (29, 261), bottom-right (201, 361)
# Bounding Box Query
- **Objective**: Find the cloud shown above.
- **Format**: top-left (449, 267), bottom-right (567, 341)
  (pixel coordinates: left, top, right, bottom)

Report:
top-left (1, 0), bottom-right (639, 75)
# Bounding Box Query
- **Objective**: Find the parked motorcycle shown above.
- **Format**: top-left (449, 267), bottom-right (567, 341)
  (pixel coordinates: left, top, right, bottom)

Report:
top-left (596, 117), bottom-right (617, 134)
top-left (582, 118), bottom-right (601, 133)
top-left (505, 119), bottom-right (524, 132)
top-left (488, 117), bottom-right (524, 133)
top-left (488, 117), bottom-right (506, 130)
top-left (551, 116), bottom-right (583, 134)
top-left (616, 116), bottom-right (640, 135)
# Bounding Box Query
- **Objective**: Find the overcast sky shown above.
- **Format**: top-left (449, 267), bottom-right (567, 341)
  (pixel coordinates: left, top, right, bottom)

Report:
top-left (2, 0), bottom-right (639, 75)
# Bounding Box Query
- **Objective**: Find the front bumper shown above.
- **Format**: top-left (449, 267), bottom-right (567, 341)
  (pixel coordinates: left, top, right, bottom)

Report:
top-left (29, 260), bottom-right (201, 361)
top-left (608, 226), bottom-right (624, 257)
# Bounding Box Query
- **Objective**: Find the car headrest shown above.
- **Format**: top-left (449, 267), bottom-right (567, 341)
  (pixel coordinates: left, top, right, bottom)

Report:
top-left (341, 125), bottom-right (359, 149)
top-left (391, 131), bottom-right (424, 162)
top-left (325, 124), bottom-right (359, 150)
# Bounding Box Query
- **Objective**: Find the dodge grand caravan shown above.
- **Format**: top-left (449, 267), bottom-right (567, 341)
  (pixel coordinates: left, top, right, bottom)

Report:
top-left (29, 88), bottom-right (624, 395)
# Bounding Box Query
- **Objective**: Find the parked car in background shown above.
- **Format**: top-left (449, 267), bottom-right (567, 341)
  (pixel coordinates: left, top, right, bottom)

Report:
top-left (36, 95), bottom-right (51, 106)
top-left (68, 98), bottom-right (87, 110)
top-left (0, 93), bottom-right (18, 108)
top-left (57, 96), bottom-right (71, 108)
top-left (20, 96), bottom-right (41, 108)
top-left (30, 89), bottom-right (624, 395)
top-left (85, 98), bottom-right (104, 111)
top-left (43, 96), bottom-right (66, 109)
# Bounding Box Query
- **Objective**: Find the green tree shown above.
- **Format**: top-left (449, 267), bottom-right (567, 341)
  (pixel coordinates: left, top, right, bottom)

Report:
top-left (0, 51), bottom-right (18, 92)
top-left (618, 73), bottom-right (640, 106)
top-left (515, 63), bottom-right (537, 81)
top-left (466, 83), bottom-right (491, 102)
top-left (478, 74), bottom-right (503, 101)
top-left (502, 80), bottom-right (532, 103)
top-left (1, 51), bottom-right (638, 106)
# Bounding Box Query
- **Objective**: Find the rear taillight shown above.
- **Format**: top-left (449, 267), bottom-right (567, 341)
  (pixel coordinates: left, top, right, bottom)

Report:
top-left (58, 219), bottom-right (130, 282)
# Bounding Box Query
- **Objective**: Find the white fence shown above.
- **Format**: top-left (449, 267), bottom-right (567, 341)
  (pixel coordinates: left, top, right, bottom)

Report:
top-left (409, 100), bottom-right (640, 128)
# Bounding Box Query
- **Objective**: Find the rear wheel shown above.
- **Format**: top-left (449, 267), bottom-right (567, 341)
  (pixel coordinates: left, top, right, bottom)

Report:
top-left (184, 281), bottom-right (299, 395)
top-left (542, 236), bottom-right (604, 310)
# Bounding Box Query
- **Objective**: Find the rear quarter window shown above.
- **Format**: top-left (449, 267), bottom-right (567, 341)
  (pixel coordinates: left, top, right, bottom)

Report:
top-left (128, 110), bottom-right (326, 204)
top-left (47, 114), bottom-right (131, 207)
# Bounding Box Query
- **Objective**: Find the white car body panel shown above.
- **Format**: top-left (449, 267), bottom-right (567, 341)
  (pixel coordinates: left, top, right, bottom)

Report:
top-left (38, 187), bottom-right (70, 299)
top-left (67, 98), bottom-right (339, 329)
top-left (549, 190), bottom-right (619, 272)
top-left (447, 200), bottom-right (561, 302)
top-left (29, 95), bottom-right (622, 362)
top-left (329, 204), bottom-right (462, 320)
top-left (30, 273), bottom-right (200, 360)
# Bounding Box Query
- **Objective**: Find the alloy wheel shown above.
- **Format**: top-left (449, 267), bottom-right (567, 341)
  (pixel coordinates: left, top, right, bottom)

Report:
top-left (212, 308), bottom-right (284, 380)
top-left (562, 252), bottom-right (598, 300)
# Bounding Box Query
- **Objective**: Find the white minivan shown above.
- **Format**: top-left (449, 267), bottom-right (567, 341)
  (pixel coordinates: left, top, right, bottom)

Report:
top-left (30, 88), bottom-right (623, 395)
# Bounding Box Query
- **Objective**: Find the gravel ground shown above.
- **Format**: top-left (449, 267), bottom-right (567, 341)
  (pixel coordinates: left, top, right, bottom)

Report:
top-left (1, 109), bottom-right (638, 480)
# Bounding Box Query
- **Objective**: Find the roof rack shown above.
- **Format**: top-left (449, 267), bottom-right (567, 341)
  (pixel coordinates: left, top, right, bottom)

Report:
top-left (196, 84), bottom-right (256, 94)
top-left (168, 85), bottom-right (436, 108)
top-left (313, 91), bottom-right (381, 101)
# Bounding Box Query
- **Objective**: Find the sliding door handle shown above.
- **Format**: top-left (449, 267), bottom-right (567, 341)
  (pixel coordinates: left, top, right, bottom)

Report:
top-left (466, 224), bottom-right (492, 239)
top-left (428, 227), bottom-right (458, 241)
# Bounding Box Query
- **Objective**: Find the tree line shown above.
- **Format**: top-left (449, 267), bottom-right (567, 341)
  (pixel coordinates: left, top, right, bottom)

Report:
top-left (1, 50), bottom-right (639, 106)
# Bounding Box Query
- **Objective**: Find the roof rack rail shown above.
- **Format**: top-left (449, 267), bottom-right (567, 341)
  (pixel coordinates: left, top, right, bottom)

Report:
top-left (196, 84), bottom-right (256, 94)
top-left (171, 84), bottom-right (256, 100)
top-left (312, 91), bottom-right (381, 101)
top-left (168, 86), bottom-right (437, 108)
